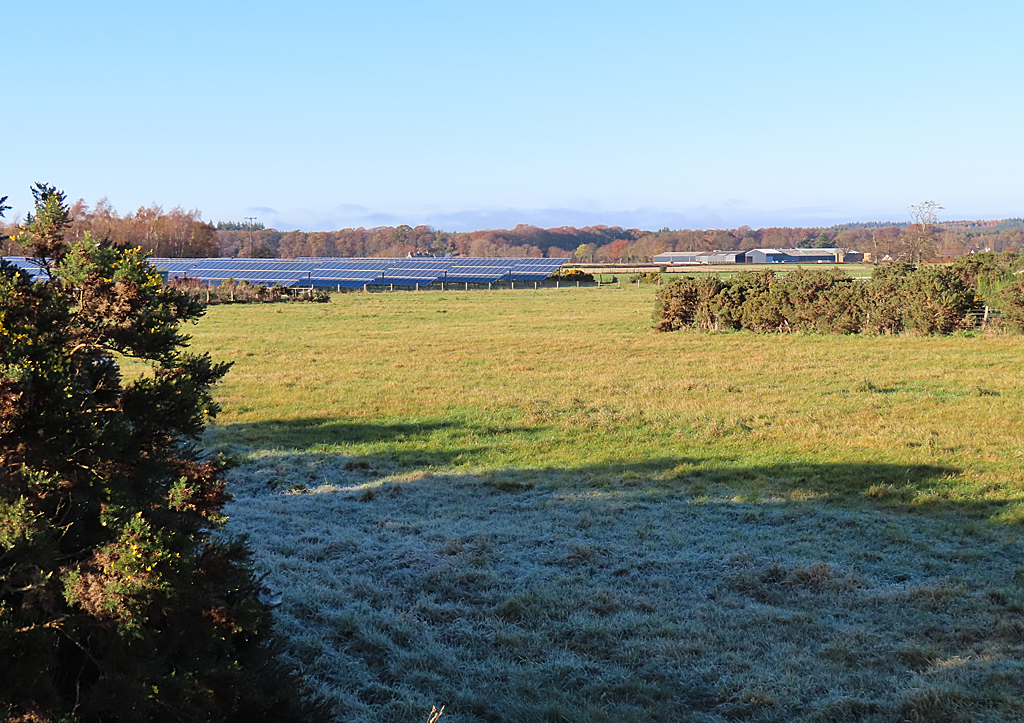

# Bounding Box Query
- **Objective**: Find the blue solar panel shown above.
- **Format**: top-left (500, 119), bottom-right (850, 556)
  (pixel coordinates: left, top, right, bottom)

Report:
top-left (509, 259), bottom-right (569, 280)
top-left (146, 256), bottom-right (568, 287)
top-left (1, 257), bottom-right (47, 281)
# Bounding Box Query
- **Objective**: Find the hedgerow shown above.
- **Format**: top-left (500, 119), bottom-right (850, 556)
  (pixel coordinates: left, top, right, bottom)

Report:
top-left (653, 257), bottom-right (1014, 335)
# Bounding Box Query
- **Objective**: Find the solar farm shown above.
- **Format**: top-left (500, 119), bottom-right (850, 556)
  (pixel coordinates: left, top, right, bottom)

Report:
top-left (1, 256), bottom-right (569, 289)
top-left (151, 257), bottom-right (568, 289)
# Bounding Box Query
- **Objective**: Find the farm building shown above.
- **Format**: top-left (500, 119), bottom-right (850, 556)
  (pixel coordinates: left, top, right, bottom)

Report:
top-left (652, 251), bottom-right (747, 265)
top-left (654, 248), bottom-right (864, 265)
top-left (744, 248), bottom-right (863, 264)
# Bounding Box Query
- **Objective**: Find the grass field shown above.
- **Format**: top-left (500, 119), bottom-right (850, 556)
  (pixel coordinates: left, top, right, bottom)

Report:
top-left (190, 286), bottom-right (1024, 722)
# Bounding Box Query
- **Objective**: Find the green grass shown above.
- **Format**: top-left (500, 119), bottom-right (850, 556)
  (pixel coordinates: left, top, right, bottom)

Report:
top-left (189, 286), bottom-right (1024, 722)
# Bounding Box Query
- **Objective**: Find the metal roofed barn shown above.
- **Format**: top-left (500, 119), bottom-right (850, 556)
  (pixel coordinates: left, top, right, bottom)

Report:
top-left (653, 249), bottom-right (862, 265)
top-left (652, 251), bottom-right (747, 265)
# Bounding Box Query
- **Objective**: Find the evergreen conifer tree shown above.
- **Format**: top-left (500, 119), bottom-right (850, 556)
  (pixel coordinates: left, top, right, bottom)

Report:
top-left (1, 185), bottom-right (321, 722)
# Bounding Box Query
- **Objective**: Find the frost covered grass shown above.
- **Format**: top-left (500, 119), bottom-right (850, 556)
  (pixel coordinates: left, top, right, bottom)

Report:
top-left (191, 286), bottom-right (1024, 721)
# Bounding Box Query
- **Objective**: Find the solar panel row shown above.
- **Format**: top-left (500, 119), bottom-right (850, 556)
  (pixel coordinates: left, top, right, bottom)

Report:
top-left (2, 256), bottom-right (569, 288)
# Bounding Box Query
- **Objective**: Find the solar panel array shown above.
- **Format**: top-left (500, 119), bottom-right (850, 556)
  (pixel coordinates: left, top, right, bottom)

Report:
top-left (148, 257), bottom-right (569, 288)
top-left (2, 256), bottom-right (569, 288)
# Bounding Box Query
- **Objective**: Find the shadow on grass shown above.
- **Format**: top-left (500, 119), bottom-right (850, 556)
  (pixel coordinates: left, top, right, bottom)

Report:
top-left (224, 454), bottom-right (1024, 722)
top-left (412, 459), bottom-right (995, 519)
top-left (216, 428), bottom-right (1015, 524)
top-left (212, 417), bottom-right (539, 446)
top-left (212, 415), bottom-right (1009, 520)
top-left (217, 423), bottom-right (1024, 722)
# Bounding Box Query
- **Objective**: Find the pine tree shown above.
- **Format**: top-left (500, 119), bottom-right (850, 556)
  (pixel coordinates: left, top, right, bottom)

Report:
top-left (1, 185), bottom-right (322, 722)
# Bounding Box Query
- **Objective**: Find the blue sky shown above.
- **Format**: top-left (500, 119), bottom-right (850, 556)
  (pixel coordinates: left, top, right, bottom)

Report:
top-left (4, 1), bottom-right (1022, 231)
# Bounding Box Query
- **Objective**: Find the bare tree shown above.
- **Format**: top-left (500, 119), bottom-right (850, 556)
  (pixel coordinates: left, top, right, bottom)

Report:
top-left (908, 200), bottom-right (943, 227)
top-left (902, 200), bottom-right (944, 263)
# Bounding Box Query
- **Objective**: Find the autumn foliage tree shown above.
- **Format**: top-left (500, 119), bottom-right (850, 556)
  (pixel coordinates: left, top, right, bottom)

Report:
top-left (0, 185), bottom-right (320, 722)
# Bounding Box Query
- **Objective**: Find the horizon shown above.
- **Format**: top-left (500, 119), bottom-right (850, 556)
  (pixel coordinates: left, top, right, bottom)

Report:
top-left (6, 192), bottom-right (1022, 236)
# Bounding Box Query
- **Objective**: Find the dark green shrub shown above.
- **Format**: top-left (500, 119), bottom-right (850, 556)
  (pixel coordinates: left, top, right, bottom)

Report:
top-left (653, 278), bottom-right (700, 331)
top-left (901, 264), bottom-right (977, 334)
top-left (812, 280), bottom-right (868, 334)
top-left (949, 251), bottom-right (1024, 303)
top-left (863, 263), bottom-right (914, 334)
top-left (996, 279), bottom-right (1024, 332)
top-left (770, 268), bottom-right (865, 333)
top-left (0, 185), bottom-right (322, 722)
top-left (654, 261), bottom-right (1001, 337)
top-left (737, 270), bottom-right (787, 333)
top-left (708, 278), bottom-right (747, 330)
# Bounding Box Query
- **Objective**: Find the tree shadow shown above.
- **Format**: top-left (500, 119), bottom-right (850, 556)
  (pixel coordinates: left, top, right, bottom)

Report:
top-left (212, 416), bottom-right (998, 521)
top-left (208, 415), bottom-right (1023, 522)
top-left (221, 448), bottom-right (1024, 722)
top-left (209, 416), bottom-right (536, 451)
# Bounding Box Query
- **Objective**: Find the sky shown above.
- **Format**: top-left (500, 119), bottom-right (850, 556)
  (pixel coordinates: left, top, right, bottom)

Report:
top-left (3, 1), bottom-right (1022, 232)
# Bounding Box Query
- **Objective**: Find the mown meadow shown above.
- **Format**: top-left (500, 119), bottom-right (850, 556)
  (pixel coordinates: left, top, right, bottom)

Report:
top-left (190, 285), bottom-right (1024, 722)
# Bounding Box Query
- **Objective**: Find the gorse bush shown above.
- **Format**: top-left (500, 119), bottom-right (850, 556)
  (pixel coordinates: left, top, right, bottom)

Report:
top-left (654, 260), bottom-right (996, 335)
top-left (556, 268), bottom-right (594, 283)
top-left (0, 185), bottom-right (322, 722)
top-left (628, 272), bottom-right (662, 284)
top-left (900, 264), bottom-right (977, 335)
top-left (948, 250), bottom-right (1024, 302)
top-left (997, 278), bottom-right (1024, 333)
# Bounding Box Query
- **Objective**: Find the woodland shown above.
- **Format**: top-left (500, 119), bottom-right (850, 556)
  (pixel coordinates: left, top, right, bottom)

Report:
top-left (2, 197), bottom-right (1022, 263)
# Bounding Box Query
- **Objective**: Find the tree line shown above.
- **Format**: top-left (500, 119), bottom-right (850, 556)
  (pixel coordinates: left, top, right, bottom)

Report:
top-left (3, 196), bottom-right (1022, 262)
top-left (0, 198), bottom-right (218, 258)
